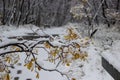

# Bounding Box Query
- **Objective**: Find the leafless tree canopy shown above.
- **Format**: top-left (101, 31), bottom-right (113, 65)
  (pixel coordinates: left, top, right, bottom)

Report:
top-left (0, 0), bottom-right (120, 26)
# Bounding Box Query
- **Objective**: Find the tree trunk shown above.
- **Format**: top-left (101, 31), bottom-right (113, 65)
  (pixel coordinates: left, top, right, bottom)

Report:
top-left (2, 0), bottom-right (6, 25)
top-left (101, 0), bottom-right (110, 27)
top-left (116, 0), bottom-right (120, 11)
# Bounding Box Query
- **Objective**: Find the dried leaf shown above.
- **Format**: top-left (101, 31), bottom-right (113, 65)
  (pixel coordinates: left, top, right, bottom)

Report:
top-left (71, 78), bottom-right (76, 80)
top-left (5, 57), bottom-right (11, 63)
top-left (66, 62), bottom-right (70, 66)
top-left (44, 42), bottom-right (51, 48)
top-left (73, 53), bottom-right (80, 60)
top-left (4, 74), bottom-right (10, 80)
top-left (79, 52), bottom-right (88, 61)
top-left (64, 35), bottom-right (70, 40)
top-left (64, 28), bottom-right (78, 40)
top-left (24, 61), bottom-right (33, 70)
top-left (50, 48), bottom-right (59, 57)
top-left (37, 66), bottom-right (41, 71)
top-left (36, 73), bottom-right (39, 79)
top-left (15, 47), bottom-right (21, 51)
top-left (31, 58), bottom-right (37, 61)
top-left (74, 43), bottom-right (80, 48)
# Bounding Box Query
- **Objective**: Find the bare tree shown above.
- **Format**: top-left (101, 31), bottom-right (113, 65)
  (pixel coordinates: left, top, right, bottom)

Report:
top-left (1, 0), bottom-right (5, 25)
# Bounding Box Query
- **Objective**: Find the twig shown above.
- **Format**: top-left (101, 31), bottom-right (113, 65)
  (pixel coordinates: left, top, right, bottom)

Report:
top-left (92, 0), bottom-right (105, 23)
top-left (31, 52), bottom-right (70, 80)
top-left (56, 60), bottom-right (62, 68)
top-left (0, 50), bottom-right (29, 56)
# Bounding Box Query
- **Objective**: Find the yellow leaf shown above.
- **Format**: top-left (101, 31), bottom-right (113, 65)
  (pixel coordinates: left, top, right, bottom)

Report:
top-left (74, 43), bottom-right (80, 48)
top-left (24, 63), bottom-right (27, 66)
top-left (4, 74), bottom-right (10, 80)
top-left (11, 46), bottom-right (21, 51)
top-left (44, 42), bottom-right (51, 48)
top-left (73, 53), bottom-right (80, 60)
top-left (50, 48), bottom-right (59, 57)
top-left (15, 47), bottom-right (21, 51)
top-left (24, 61), bottom-right (33, 70)
top-left (5, 57), bottom-right (11, 63)
top-left (27, 61), bottom-right (33, 70)
top-left (66, 63), bottom-right (70, 66)
top-left (64, 35), bottom-right (70, 40)
top-left (36, 73), bottom-right (39, 79)
top-left (31, 58), bottom-right (37, 61)
top-left (70, 33), bottom-right (78, 39)
top-left (71, 78), bottom-right (76, 80)
top-left (7, 74), bottom-right (10, 80)
top-left (64, 28), bottom-right (78, 40)
top-left (79, 52), bottom-right (88, 61)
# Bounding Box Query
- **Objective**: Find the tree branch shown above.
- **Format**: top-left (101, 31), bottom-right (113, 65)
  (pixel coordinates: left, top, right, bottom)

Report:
top-left (0, 50), bottom-right (29, 56)
top-left (31, 51), bottom-right (70, 80)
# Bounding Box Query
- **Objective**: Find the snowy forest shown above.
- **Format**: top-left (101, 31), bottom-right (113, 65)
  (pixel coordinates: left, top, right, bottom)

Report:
top-left (0, 0), bottom-right (120, 26)
top-left (0, 0), bottom-right (120, 80)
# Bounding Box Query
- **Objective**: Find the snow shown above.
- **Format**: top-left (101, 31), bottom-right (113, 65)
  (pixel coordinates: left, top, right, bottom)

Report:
top-left (101, 40), bottom-right (120, 73)
top-left (0, 24), bottom-right (116, 80)
top-left (67, 45), bottom-right (113, 80)
top-left (9, 45), bottom-right (113, 80)
top-left (93, 24), bottom-right (120, 73)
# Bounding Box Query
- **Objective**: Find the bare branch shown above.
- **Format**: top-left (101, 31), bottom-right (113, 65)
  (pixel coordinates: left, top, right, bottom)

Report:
top-left (0, 50), bottom-right (29, 56)
top-left (30, 51), bottom-right (70, 80)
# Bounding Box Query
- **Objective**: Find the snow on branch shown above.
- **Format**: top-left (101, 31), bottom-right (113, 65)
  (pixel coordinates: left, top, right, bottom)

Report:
top-left (0, 27), bottom-right (91, 80)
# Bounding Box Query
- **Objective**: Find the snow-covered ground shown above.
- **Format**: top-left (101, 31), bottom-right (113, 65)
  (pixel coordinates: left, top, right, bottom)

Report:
top-left (93, 24), bottom-right (120, 73)
top-left (1, 24), bottom-right (119, 80)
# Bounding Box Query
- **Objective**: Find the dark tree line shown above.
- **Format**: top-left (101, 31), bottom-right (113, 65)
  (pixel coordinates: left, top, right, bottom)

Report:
top-left (0, 0), bottom-right (72, 26)
top-left (0, 0), bottom-right (120, 27)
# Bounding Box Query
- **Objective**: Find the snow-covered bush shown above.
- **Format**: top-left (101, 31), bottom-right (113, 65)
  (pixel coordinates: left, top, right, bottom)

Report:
top-left (70, 0), bottom-right (92, 24)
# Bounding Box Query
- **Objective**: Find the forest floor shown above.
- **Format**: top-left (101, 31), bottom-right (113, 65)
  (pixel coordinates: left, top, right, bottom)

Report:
top-left (1, 23), bottom-right (120, 80)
